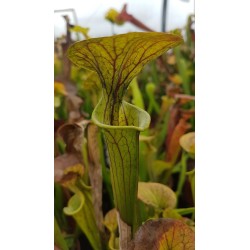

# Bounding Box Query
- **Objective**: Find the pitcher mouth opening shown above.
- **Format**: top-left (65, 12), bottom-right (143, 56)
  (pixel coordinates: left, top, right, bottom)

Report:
top-left (63, 191), bottom-right (85, 216)
top-left (92, 99), bottom-right (151, 131)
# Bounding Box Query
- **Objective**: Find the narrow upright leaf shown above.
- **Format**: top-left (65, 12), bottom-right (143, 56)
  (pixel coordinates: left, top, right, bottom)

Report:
top-left (87, 123), bottom-right (104, 233)
top-left (54, 217), bottom-right (69, 250)
top-left (166, 118), bottom-right (191, 164)
top-left (67, 32), bottom-right (183, 244)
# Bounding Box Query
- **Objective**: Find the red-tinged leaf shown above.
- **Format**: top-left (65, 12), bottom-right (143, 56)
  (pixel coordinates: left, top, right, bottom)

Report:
top-left (55, 122), bottom-right (86, 187)
top-left (117, 4), bottom-right (154, 32)
top-left (87, 123), bottom-right (104, 233)
top-left (66, 94), bottom-right (84, 122)
top-left (165, 103), bottom-right (181, 154)
top-left (54, 153), bottom-right (84, 186)
top-left (57, 123), bottom-right (83, 154)
top-left (130, 218), bottom-right (194, 250)
top-left (180, 109), bottom-right (195, 120)
top-left (174, 94), bottom-right (195, 102)
top-left (166, 85), bottom-right (182, 98)
top-left (166, 118), bottom-right (191, 163)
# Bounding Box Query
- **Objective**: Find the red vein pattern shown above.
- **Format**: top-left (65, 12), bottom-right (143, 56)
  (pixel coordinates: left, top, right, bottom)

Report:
top-left (67, 32), bottom-right (183, 125)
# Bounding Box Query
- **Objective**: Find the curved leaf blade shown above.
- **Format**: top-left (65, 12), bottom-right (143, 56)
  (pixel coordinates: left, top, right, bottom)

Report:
top-left (63, 191), bottom-right (102, 250)
top-left (131, 218), bottom-right (194, 250)
top-left (67, 32), bottom-right (183, 91)
top-left (138, 182), bottom-right (177, 210)
top-left (179, 132), bottom-right (195, 155)
top-left (103, 208), bottom-right (118, 233)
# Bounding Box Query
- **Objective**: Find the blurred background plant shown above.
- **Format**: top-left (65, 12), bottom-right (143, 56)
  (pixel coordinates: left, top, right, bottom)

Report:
top-left (54, 2), bottom-right (194, 249)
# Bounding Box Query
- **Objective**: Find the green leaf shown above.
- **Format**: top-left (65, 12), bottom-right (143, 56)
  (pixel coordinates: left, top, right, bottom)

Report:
top-left (70, 25), bottom-right (90, 39)
top-left (174, 207), bottom-right (195, 216)
top-left (93, 101), bottom-right (150, 230)
top-left (150, 160), bottom-right (172, 181)
top-left (67, 32), bottom-right (183, 242)
top-left (153, 96), bottom-right (175, 148)
top-left (130, 77), bottom-right (145, 110)
top-left (54, 217), bottom-right (69, 250)
top-left (63, 192), bottom-right (84, 215)
top-left (176, 151), bottom-right (188, 201)
top-left (63, 188), bottom-right (102, 250)
top-left (146, 82), bottom-right (160, 114)
top-left (131, 218), bottom-right (194, 250)
top-left (166, 118), bottom-right (191, 164)
top-left (138, 182), bottom-right (177, 210)
top-left (162, 208), bottom-right (182, 220)
top-left (174, 46), bottom-right (192, 95)
top-left (54, 96), bottom-right (61, 108)
top-left (186, 169), bottom-right (195, 204)
top-left (67, 32), bottom-right (183, 125)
